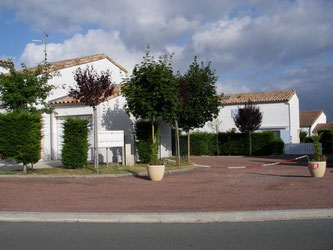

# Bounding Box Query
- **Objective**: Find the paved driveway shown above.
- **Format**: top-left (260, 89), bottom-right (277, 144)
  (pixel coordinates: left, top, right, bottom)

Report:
top-left (0, 155), bottom-right (332, 213)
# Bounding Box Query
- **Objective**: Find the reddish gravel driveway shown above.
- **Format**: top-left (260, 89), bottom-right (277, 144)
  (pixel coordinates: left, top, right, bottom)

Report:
top-left (0, 155), bottom-right (332, 213)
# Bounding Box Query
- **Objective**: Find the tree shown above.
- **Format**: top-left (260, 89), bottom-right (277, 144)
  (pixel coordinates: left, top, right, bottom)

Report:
top-left (69, 66), bottom-right (115, 172)
top-left (233, 102), bottom-right (263, 155)
top-left (122, 45), bottom-right (179, 163)
top-left (0, 61), bottom-right (55, 174)
top-left (176, 57), bottom-right (220, 161)
top-left (0, 110), bottom-right (42, 174)
top-left (0, 61), bottom-right (55, 114)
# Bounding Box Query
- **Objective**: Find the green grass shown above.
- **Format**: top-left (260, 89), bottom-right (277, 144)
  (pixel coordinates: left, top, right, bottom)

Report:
top-left (0, 161), bottom-right (193, 176)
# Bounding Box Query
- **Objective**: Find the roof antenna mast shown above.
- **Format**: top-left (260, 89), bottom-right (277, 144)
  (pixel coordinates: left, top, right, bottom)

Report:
top-left (32, 27), bottom-right (48, 63)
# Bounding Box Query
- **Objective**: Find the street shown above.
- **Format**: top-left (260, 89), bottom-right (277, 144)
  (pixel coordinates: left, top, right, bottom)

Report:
top-left (1, 219), bottom-right (332, 249)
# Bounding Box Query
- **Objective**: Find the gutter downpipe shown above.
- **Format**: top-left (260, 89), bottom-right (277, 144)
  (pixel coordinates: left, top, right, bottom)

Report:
top-left (286, 102), bottom-right (292, 143)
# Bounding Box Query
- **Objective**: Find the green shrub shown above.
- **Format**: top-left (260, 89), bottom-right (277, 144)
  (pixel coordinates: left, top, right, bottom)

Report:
top-left (0, 110), bottom-right (42, 165)
top-left (135, 120), bottom-right (160, 163)
top-left (61, 118), bottom-right (89, 169)
top-left (174, 130), bottom-right (284, 156)
top-left (318, 129), bottom-right (333, 154)
top-left (299, 131), bottom-right (308, 143)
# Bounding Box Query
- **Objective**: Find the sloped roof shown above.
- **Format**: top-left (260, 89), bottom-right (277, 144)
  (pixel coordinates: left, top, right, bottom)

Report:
top-left (29, 54), bottom-right (128, 73)
top-left (300, 110), bottom-right (323, 127)
top-left (220, 90), bottom-right (296, 105)
top-left (313, 122), bottom-right (333, 134)
top-left (49, 84), bottom-right (122, 105)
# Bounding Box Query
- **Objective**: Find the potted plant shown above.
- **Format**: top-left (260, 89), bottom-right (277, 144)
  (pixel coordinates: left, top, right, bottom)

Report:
top-left (121, 45), bottom-right (180, 181)
top-left (308, 134), bottom-right (327, 177)
top-left (147, 137), bottom-right (166, 181)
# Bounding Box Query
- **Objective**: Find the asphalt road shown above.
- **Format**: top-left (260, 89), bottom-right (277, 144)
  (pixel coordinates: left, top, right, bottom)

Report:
top-left (1, 219), bottom-right (332, 249)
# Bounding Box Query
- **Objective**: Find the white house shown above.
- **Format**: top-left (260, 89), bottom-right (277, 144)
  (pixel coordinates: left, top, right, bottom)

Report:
top-left (200, 90), bottom-right (300, 143)
top-left (37, 54), bottom-right (172, 163)
top-left (300, 110), bottom-right (327, 136)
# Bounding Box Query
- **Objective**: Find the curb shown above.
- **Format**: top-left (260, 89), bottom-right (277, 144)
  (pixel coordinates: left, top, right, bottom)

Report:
top-left (1, 209), bottom-right (332, 223)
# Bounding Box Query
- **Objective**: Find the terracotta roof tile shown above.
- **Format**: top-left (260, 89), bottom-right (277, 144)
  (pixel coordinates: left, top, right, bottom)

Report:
top-left (313, 122), bottom-right (333, 134)
top-left (220, 90), bottom-right (296, 105)
top-left (50, 85), bottom-right (122, 105)
top-left (300, 110), bottom-right (323, 127)
top-left (29, 54), bottom-right (128, 73)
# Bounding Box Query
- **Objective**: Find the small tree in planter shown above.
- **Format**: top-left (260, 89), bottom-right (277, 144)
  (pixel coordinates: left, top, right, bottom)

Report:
top-left (122, 45), bottom-right (180, 180)
top-left (233, 102), bottom-right (262, 156)
top-left (308, 134), bottom-right (327, 177)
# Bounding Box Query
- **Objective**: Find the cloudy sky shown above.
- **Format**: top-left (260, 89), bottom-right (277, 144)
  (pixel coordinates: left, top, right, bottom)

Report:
top-left (1, 0), bottom-right (333, 121)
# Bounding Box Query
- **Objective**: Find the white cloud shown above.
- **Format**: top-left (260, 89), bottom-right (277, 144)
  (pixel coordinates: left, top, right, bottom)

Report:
top-left (20, 29), bottom-right (144, 72)
top-left (216, 80), bottom-right (251, 95)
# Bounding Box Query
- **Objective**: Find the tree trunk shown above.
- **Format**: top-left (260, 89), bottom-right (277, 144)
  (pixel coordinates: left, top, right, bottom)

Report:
top-left (151, 120), bottom-right (155, 145)
top-left (23, 164), bottom-right (27, 174)
top-left (93, 106), bottom-right (99, 173)
top-left (249, 132), bottom-right (252, 156)
top-left (175, 120), bottom-right (180, 166)
top-left (187, 131), bottom-right (190, 162)
top-left (215, 123), bottom-right (219, 156)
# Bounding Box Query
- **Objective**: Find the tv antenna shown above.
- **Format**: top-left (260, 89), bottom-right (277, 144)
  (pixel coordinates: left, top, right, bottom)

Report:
top-left (32, 28), bottom-right (48, 63)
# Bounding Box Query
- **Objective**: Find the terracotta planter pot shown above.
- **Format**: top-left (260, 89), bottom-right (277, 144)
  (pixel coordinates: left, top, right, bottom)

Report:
top-left (147, 165), bottom-right (165, 181)
top-left (308, 161), bottom-right (326, 178)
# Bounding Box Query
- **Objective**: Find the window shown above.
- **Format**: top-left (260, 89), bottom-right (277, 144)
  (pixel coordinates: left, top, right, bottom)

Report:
top-left (231, 109), bottom-right (238, 118)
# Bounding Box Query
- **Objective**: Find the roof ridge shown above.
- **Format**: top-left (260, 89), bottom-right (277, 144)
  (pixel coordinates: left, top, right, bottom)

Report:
top-left (27, 54), bottom-right (128, 73)
top-left (224, 89), bottom-right (296, 96)
top-left (221, 90), bottom-right (296, 105)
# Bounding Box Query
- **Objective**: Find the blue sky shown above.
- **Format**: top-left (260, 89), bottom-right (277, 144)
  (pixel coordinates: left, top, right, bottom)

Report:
top-left (1, 0), bottom-right (333, 121)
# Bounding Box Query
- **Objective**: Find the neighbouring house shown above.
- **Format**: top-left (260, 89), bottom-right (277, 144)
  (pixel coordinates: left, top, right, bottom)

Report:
top-left (26, 54), bottom-right (172, 162)
top-left (312, 121), bottom-right (333, 134)
top-left (300, 110), bottom-right (327, 136)
top-left (200, 90), bottom-right (300, 143)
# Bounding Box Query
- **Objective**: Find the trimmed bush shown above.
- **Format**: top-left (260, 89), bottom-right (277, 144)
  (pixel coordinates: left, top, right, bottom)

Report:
top-left (135, 120), bottom-right (160, 163)
top-left (176, 131), bottom-right (284, 156)
top-left (61, 118), bottom-right (89, 169)
top-left (0, 110), bottom-right (42, 166)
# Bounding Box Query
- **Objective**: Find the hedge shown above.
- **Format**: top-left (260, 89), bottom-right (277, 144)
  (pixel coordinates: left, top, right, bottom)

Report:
top-left (177, 131), bottom-right (284, 156)
top-left (135, 120), bottom-right (160, 163)
top-left (318, 129), bottom-right (333, 154)
top-left (0, 110), bottom-right (42, 166)
top-left (61, 118), bottom-right (89, 169)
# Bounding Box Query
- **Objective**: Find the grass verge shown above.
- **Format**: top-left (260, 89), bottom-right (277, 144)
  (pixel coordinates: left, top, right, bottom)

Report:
top-left (0, 161), bottom-right (193, 176)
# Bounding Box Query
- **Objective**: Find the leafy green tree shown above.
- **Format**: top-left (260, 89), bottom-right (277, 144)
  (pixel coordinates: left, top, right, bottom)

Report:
top-left (177, 57), bottom-right (220, 161)
top-left (0, 61), bottom-right (55, 173)
top-left (233, 102), bottom-right (263, 155)
top-left (69, 66), bottom-right (115, 172)
top-left (0, 61), bottom-right (55, 113)
top-left (122, 45), bottom-right (179, 163)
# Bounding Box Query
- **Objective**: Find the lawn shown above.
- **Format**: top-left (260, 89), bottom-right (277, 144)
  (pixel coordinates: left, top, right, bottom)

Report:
top-left (0, 161), bottom-right (193, 176)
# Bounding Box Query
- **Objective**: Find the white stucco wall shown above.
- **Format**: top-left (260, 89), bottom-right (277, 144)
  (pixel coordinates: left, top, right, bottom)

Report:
top-left (199, 93), bottom-right (300, 143)
top-left (42, 58), bottom-right (128, 161)
top-left (311, 112), bottom-right (327, 136)
top-left (300, 112), bottom-right (327, 136)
